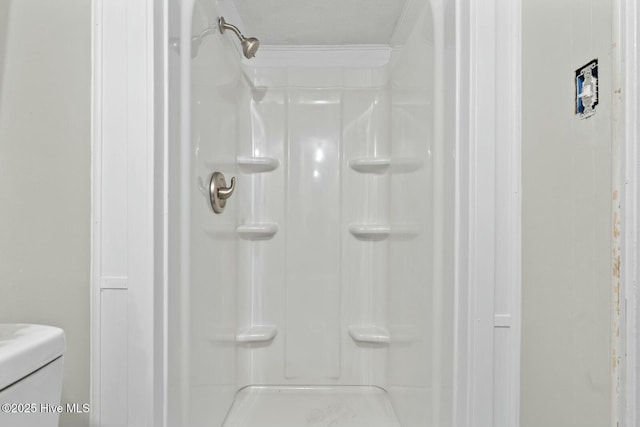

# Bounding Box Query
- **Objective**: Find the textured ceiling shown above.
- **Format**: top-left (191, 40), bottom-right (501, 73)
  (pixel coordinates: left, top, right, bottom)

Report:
top-left (230, 0), bottom-right (409, 45)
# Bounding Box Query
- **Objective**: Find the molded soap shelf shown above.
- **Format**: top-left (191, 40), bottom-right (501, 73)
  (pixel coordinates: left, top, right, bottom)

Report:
top-left (348, 224), bottom-right (391, 241)
top-left (348, 325), bottom-right (390, 344)
top-left (348, 158), bottom-right (391, 174)
top-left (348, 157), bottom-right (425, 174)
top-left (236, 223), bottom-right (278, 240)
top-left (236, 325), bottom-right (277, 343)
top-left (349, 224), bottom-right (420, 241)
top-left (237, 157), bottom-right (280, 173)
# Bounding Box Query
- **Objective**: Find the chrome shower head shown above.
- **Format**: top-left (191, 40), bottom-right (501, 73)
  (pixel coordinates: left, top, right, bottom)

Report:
top-left (218, 16), bottom-right (260, 59)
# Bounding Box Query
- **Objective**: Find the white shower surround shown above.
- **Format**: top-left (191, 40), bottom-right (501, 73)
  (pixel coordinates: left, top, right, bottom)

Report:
top-left (90, 0), bottom-right (640, 426)
top-left (172, 0), bottom-right (451, 424)
top-left (90, 0), bottom-right (522, 425)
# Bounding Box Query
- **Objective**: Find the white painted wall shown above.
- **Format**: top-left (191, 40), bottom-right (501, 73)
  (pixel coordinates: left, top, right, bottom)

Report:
top-left (0, 2), bottom-right (9, 87)
top-left (0, 1), bottom-right (90, 427)
top-left (521, 0), bottom-right (612, 426)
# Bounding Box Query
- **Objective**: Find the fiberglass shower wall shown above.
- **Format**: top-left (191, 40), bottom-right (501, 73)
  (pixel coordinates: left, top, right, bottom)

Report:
top-left (168, 0), bottom-right (455, 426)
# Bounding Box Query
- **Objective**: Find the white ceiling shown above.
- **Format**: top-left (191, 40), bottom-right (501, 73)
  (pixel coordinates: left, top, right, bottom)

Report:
top-left (229, 0), bottom-right (409, 45)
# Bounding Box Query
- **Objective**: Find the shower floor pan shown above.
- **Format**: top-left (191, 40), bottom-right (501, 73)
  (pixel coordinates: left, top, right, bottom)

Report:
top-left (222, 385), bottom-right (402, 427)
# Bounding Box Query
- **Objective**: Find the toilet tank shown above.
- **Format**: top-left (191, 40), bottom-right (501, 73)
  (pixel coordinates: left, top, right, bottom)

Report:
top-left (0, 324), bottom-right (66, 427)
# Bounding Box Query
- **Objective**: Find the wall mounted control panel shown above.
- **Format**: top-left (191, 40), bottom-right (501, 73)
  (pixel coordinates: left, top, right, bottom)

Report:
top-left (575, 59), bottom-right (598, 119)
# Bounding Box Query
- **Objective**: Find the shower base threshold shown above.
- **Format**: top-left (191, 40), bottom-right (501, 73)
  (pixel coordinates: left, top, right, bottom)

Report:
top-left (222, 385), bottom-right (402, 427)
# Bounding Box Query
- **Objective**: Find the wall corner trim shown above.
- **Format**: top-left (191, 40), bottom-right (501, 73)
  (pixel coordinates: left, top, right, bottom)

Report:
top-left (91, 0), bottom-right (162, 425)
top-left (454, 0), bottom-right (521, 426)
top-left (618, 0), bottom-right (640, 425)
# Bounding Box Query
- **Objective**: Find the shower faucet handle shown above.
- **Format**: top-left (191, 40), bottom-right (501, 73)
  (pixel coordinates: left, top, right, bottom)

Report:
top-left (218, 176), bottom-right (235, 199)
top-left (209, 172), bottom-right (235, 214)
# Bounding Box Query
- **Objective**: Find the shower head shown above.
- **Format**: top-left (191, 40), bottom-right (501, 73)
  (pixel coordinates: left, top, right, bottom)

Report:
top-left (218, 16), bottom-right (260, 59)
top-left (241, 37), bottom-right (260, 59)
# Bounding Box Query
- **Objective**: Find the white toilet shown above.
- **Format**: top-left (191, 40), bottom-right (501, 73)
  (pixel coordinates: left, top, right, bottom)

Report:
top-left (0, 324), bottom-right (66, 427)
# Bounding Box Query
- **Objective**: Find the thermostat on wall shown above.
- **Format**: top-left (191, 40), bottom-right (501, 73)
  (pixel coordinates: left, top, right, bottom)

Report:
top-left (575, 59), bottom-right (598, 119)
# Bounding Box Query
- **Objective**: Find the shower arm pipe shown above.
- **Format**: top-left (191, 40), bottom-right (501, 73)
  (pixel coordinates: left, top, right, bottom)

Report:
top-left (218, 18), bottom-right (244, 39)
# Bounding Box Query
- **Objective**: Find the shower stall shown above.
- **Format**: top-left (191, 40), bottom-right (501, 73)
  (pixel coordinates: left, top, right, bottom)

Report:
top-left (92, 0), bottom-right (523, 425)
top-left (167, 0), bottom-right (455, 425)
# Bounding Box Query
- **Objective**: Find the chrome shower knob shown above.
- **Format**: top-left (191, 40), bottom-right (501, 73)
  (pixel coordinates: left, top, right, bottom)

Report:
top-left (209, 172), bottom-right (235, 214)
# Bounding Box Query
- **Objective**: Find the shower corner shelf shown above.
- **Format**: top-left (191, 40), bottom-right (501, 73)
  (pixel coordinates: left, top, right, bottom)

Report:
top-left (237, 156), bottom-right (280, 173)
top-left (236, 223), bottom-right (279, 240)
top-left (348, 157), bottom-right (391, 174)
top-left (236, 325), bottom-right (278, 343)
top-left (348, 325), bottom-right (390, 344)
top-left (349, 224), bottom-right (391, 241)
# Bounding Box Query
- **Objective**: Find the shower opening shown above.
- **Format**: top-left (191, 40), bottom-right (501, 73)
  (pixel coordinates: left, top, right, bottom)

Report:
top-left (166, 0), bottom-right (456, 426)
